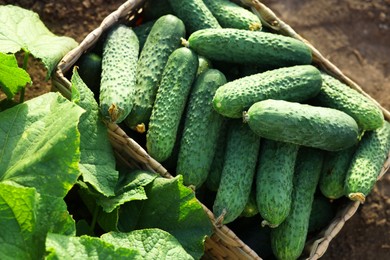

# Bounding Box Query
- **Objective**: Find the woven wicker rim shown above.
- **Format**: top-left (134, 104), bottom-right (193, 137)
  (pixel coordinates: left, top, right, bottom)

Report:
top-left (51, 0), bottom-right (390, 259)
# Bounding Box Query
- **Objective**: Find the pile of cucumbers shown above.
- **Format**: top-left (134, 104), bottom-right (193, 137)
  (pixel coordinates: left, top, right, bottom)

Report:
top-left (76, 0), bottom-right (390, 259)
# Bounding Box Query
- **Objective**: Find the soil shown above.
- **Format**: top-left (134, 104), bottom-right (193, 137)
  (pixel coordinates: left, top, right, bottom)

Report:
top-left (1, 0), bottom-right (389, 259)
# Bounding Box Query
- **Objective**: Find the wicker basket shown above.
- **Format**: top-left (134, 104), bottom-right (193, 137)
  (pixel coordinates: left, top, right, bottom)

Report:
top-left (51, 0), bottom-right (390, 259)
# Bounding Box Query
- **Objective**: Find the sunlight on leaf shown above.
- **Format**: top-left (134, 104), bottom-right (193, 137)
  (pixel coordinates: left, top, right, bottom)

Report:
top-left (0, 5), bottom-right (78, 78)
top-left (0, 52), bottom-right (31, 99)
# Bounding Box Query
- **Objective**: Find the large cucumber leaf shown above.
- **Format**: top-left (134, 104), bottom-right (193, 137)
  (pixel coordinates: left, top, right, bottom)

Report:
top-left (0, 92), bottom-right (83, 197)
top-left (71, 68), bottom-right (118, 197)
top-left (0, 52), bottom-right (31, 99)
top-left (118, 175), bottom-right (213, 260)
top-left (0, 5), bottom-right (78, 77)
top-left (45, 233), bottom-right (140, 259)
top-left (101, 229), bottom-right (193, 260)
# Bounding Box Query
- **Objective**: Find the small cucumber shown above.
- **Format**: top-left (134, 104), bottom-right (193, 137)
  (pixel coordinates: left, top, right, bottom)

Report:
top-left (76, 52), bottom-right (102, 97)
top-left (308, 194), bottom-right (336, 234)
top-left (319, 146), bottom-right (357, 199)
top-left (213, 65), bottom-right (322, 118)
top-left (205, 119), bottom-right (229, 192)
top-left (186, 28), bottom-right (312, 68)
top-left (176, 69), bottom-right (227, 188)
top-left (315, 72), bottom-right (384, 131)
top-left (256, 139), bottom-right (299, 228)
top-left (271, 147), bottom-right (324, 260)
top-left (213, 120), bottom-right (261, 224)
top-left (99, 24), bottom-right (139, 123)
top-left (196, 56), bottom-right (212, 76)
top-left (203, 0), bottom-right (262, 30)
top-left (146, 47), bottom-right (198, 162)
top-left (125, 15), bottom-right (186, 132)
top-left (167, 0), bottom-right (221, 33)
top-left (245, 99), bottom-right (360, 151)
top-left (240, 189), bottom-right (259, 218)
top-left (344, 121), bottom-right (390, 203)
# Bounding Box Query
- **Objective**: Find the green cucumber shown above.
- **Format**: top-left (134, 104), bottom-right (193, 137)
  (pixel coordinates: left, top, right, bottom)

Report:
top-left (213, 65), bottom-right (322, 118)
top-left (205, 119), bottom-right (229, 192)
top-left (196, 56), bottom-right (212, 76)
top-left (203, 0), bottom-right (262, 30)
top-left (186, 28), bottom-right (312, 68)
top-left (125, 14), bottom-right (186, 132)
top-left (142, 0), bottom-right (173, 21)
top-left (244, 99), bottom-right (360, 151)
top-left (308, 194), bottom-right (336, 234)
top-left (315, 72), bottom-right (384, 130)
top-left (256, 139), bottom-right (299, 228)
top-left (132, 20), bottom-right (155, 51)
top-left (76, 52), bottom-right (102, 97)
top-left (99, 24), bottom-right (139, 123)
top-left (176, 69), bottom-right (227, 188)
top-left (319, 146), bottom-right (357, 199)
top-left (213, 120), bottom-right (261, 224)
top-left (146, 47), bottom-right (198, 162)
top-left (167, 0), bottom-right (221, 33)
top-left (344, 121), bottom-right (390, 203)
top-left (240, 189), bottom-right (259, 218)
top-left (271, 147), bottom-right (324, 260)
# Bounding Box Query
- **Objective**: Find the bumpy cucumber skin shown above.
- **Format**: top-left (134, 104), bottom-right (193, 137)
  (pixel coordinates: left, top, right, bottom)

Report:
top-left (319, 146), bottom-right (357, 199)
top-left (256, 139), bottom-right (299, 228)
top-left (315, 73), bottom-right (384, 131)
top-left (213, 65), bottom-right (322, 118)
top-left (99, 24), bottom-right (139, 123)
top-left (132, 20), bottom-right (155, 51)
top-left (344, 121), bottom-right (390, 203)
top-left (146, 47), bottom-right (198, 162)
top-left (203, 0), bottom-right (261, 30)
top-left (187, 28), bottom-right (312, 68)
top-left (271, 147), bottom-right (324, 260)
top-left (125, 15), bottom-right (186, 131)
top-left (167, 0), bottom-right (221, 33)
top-left (176, 69), bottom-right (227, 188)
top-left (205, 119), bottom-right (229, 192)
top-left (246, 99), bottom-right (360, 151)
top-left (213, 120), bottom-right (261, 224)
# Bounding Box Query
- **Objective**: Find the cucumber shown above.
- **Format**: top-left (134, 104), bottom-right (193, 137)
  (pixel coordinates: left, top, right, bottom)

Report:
top-left (196, 56), bottom-right (212, 76)
top-left (99, 24), bottom-right (139, 123)
top-left (319, 146), bottom-right (357, 199)
top-left (76, 52), bottom-right (102, 97)
top-left (142, 0), bottom-right (173, 21)
top-left (125, 15), bottom-right (186, 132)
top-left (176, 69), bottom-right (227, 188)
top-left (203, 0), bottom-right (262, 30)
top-left (308, 194), bottom-right (336, 234)
top-left (213, 120), bottom-right (261, 224)
top-left (167, 0), bottom-right (221, 33)
top-left (146, 47), bottom-right (198, 162)
top-left (186, 28), bottom-right (312, 68)
top-left (213, 65), bottom-right (322, 118)
top-left (205, 119), bottom-right (229, 192)
top-left (315, 72), bottom-right (384, 131)
top-left (240, 189), bottom-right (259, 218)
top-left (132, 20), bottom-right (155, 51)
top-left (271, 147), bottom-right (324, 260)
top-left (344, 121), bottom-right (390, 203)
top-left (244, 99), bottom-right (360, 151)
top-left (256, 139), bottom-right (299, 228)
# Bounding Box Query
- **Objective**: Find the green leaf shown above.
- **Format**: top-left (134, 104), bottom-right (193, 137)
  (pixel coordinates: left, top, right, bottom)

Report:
top-left (71, 68), bottom-right (118, 197)
top-left (101, 229), bottom-right (194, 260)
top-left (0, 5), bottom-right (78, 77)
top-left (0, 182), bottom-right (39, 259)
top-left (97, 169), bottom-right (158, 213)
top-left (45, 233), bottom-right (141, 259)
top-left (0, 52), bottom-right (31, 99)
top-left (0, 92), bottom-right (84, 198)
top-left (118, 176), bottom-right (213, 259)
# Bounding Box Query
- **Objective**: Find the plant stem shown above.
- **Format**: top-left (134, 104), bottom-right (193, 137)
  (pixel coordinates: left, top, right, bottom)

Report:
top-left (89, 203), bottom-right (99, 235)
top-left (19, 51), bottom-right (30, 103)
